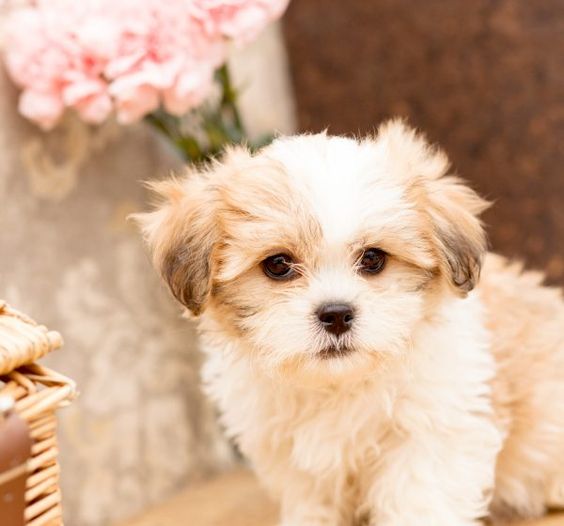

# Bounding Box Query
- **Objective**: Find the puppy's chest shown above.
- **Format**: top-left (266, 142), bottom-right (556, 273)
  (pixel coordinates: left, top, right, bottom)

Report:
top-left (264, 384), bottom-right (395, 475)
top-left (204, 352), bottom-right (393, 475)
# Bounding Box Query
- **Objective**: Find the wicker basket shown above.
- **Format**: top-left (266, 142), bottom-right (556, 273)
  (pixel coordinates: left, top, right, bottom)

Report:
top-left (0, 300), bottom-right (76, 526)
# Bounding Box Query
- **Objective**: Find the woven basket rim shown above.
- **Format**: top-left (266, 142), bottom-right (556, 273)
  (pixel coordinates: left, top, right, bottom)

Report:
top-left (0, 301), bottom-right (64, 376)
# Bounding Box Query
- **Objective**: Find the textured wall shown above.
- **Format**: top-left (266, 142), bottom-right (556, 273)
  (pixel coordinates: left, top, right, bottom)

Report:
top-left (0, 20), bottom-right (295, 526)
top-left (284, 0), bottom-right (564, 285)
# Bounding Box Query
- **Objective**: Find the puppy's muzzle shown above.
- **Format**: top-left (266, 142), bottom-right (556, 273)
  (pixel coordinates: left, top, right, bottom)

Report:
top-left (317, 303), bottom-right (354, 336)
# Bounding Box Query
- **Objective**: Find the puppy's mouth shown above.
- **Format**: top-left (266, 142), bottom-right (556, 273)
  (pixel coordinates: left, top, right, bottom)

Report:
top-left (318, 346), bottom-right (354, 360)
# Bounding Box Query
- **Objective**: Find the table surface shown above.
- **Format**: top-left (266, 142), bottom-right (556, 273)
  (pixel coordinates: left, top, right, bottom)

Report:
top-left (118, 469), bottom-right (564, 526)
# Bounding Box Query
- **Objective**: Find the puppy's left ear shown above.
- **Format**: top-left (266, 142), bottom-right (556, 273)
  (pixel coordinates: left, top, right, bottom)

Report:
top-left (423, 174), bottom-right (489, 295)
top-left (379, 120), bottom-right (489, 295)
top-left (131, 172), bottom-right (219, 315)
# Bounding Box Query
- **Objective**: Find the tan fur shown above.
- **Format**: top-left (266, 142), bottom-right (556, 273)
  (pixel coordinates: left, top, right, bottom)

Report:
top-left (480, 255), bottom-right (564, 520)
top-left (135, 121), bottom-right (564, 526)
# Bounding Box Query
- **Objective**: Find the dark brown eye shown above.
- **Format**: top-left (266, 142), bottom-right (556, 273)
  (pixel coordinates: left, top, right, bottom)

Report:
top-left (262, 254), bottom-right (296, 280)
top-left (359, 248), bottom-right (387, 274)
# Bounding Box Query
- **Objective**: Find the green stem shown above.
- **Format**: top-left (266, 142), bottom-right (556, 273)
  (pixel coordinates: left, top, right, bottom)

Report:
top-left (217, 63), bottom-right (245, 136)
top-left (146, 112), bottom-right (205, 163)
top-left (145, 63), bottom-right (248, 164)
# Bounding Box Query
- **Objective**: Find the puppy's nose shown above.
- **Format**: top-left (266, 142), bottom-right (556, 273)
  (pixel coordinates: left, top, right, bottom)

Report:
top-left (317, 303), bottom-right (354, 336)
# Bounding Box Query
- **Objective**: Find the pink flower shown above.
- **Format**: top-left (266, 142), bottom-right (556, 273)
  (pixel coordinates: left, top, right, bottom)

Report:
top-left (163, 64), bottom-right (217, 115)
top-left (18, 89), bottom-right (65, 130)
top-left (62, 78), bottom-right (112, 124)
top-left (109, 75), bottom-right (161, 124)
top-left (2, 0), bottom-right (290, 129)
top-left (192, 0), bottom-right (290, 43)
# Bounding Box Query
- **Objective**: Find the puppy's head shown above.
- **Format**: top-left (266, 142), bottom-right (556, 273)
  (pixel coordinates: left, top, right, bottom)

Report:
top-left (135, 120), bottom-right (488, 383)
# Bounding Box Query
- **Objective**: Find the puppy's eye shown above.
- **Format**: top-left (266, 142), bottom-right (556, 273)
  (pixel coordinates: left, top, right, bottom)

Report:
top-left (262, 254), bottom-right (296, 280)
top-left (359, 248), bottom-right (387, 274)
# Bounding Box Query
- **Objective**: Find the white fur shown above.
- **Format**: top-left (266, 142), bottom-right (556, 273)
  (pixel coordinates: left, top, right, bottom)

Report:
top-left (200, 294), bottom-right (501, 525)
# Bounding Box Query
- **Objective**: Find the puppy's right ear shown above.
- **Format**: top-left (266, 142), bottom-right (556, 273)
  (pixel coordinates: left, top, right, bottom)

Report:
top-left (132, 173), bottom-right (218, 316)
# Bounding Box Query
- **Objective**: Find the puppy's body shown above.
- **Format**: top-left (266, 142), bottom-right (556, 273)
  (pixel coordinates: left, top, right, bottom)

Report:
top-left (200, 254), bottom-right (564, 525)
top-left (201, 284), bottom-right (499, 525)
top-left (482, 255), bottom-right (564, 519)
top-left (137, 121), bottom-right (564, 525)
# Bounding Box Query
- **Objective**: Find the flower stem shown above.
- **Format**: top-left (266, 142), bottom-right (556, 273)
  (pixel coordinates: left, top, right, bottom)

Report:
top-left (145, 63), bottom-right (248, 165)
top-left (217, 63), bottom-right (245, 136)
top-left (145, 111), bottom-right (205, 163)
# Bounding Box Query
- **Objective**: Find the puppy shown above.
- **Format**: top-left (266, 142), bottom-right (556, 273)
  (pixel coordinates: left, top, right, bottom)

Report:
top-left (135, 120), bottom-right (564, 526)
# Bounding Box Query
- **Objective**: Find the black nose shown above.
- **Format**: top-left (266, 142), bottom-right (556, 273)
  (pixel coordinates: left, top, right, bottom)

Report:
top-left (317, 303), bottom-right (354, 336)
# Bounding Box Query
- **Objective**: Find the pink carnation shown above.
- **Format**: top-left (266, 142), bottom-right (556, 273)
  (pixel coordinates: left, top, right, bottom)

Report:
top-left (192, 0), bottom-right (290, 43)
top-left (2, 0), bottom-right (290, 130)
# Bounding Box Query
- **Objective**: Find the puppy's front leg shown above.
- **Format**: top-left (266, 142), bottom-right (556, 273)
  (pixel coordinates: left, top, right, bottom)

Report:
top-left (366, 421), bottom-right (499, 526)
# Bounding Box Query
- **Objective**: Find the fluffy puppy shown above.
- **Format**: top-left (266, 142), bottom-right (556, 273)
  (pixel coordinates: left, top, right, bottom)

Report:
top-left (135, 120), bottom-right (564, 526)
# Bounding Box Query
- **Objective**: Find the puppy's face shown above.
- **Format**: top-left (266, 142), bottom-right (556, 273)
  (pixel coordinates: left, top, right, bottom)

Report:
top-left (137, 121), bottom-right (488, 383)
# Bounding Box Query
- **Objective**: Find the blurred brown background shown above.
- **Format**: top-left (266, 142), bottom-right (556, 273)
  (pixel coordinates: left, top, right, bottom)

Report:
top-left (283, 0), bottom-right (564, 285)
